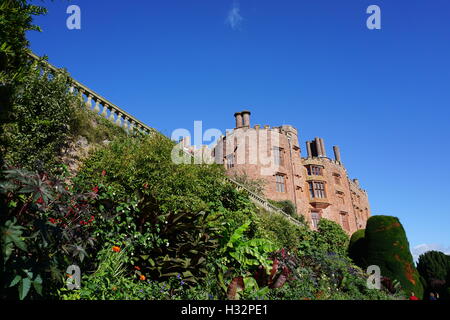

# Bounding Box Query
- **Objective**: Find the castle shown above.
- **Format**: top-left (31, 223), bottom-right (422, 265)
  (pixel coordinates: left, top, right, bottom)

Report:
top-left (211, 111), bottom-right (370, 234)
top-left (30, 54), bottom-right (369, 235)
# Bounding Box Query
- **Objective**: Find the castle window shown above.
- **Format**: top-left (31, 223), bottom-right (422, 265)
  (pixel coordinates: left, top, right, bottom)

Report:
top-left (333, 173), bottom-right (341, 185)
top-left (226, 154), bottom-right (235, 169)
top-left (276, 174), bottom-right (285, 193)
top-left (311, 211), bottom-right (321, 230)
top-left (308, 181), bottom-right (326, 199)
top-left (307, 165), bottom-right (323, 176)
top-left (273, 147), bottom-right (284, 166)
top-left (340, 212), bottom-right (350, 231)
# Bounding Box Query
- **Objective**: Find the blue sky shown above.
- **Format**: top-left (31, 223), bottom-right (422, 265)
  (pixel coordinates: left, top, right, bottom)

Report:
top-left (27, 0), bottom-right (450, 260)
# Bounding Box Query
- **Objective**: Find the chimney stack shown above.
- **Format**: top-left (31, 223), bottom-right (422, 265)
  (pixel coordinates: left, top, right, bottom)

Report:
top-left (234, 112), bottom-right (243, 129)
top-left (306, 141), bottom-right (312, 158)
top-left (319, 138), bottom-right (326, 157)
top-left (333, 146), bottom-right (341, 163)
top-left (314, 137), bottom-right (322, 157)
top-left (241, 110), bottom-right (251, 128)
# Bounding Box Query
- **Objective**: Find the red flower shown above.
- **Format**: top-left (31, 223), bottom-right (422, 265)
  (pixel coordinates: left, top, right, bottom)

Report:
top-left (134, 266), bottom-right (141, 271)
top-left (92, 186), bottom-right (99, 193)
top-left (143, 183), bottom-right (149, 189)
top-left (49, 218), bottom-right (56, 224)
top-left (36, 197), bottom-right (44, 204)
top-left (102, 170), bottom-right (107, 177)
top-left (112, 246), bottom-right (121, 253)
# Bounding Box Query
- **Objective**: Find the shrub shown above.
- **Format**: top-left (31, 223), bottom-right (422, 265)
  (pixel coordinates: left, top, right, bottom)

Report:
top-left (312, 219), bottom-right (349, 257)
top-left (254, 208), bottom-right (309, 250)
top-left (0, 168), bottom-right (97, 299)
top-left (59, 246), bottom-right (168, 300)
top-left (348, 229), bottom-right (368, 268)
top-left (269, 200), bottom-right (297, 217)
top-left (0, 0), bottom-right (46, 127)
top-left (214, 221), bottom-right (278, 299)
top-left (2, 60), bottom-right (81, 174)
top-left (364, 215), bottom-right (423, 299)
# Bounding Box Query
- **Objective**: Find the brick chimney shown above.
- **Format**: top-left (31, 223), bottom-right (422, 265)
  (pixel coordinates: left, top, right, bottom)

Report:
top-left (306, 141), bottom-right (312, 158)
top-left (314, 137), bottom-right (322, 157)
top-left (333, 146), bottom-right (341, 163)
top-left (241, 110), bottom-right (251, 128)
top-left (319, 138), bottom-right (326, 157)
top-left (234, 112), bottom-right (243, 129)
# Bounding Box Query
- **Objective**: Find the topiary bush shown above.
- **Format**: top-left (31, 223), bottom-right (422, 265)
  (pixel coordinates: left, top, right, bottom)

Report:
top-left (364, 215), bottom-right (423, 299)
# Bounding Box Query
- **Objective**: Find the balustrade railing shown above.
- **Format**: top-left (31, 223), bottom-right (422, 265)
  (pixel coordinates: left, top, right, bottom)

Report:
top-left (226, 177), bottom-right (304, 227)
top-left (28, 52), bottom-right (154, 135)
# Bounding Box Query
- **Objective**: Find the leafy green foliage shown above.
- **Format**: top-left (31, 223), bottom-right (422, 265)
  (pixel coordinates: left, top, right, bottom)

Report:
top-left (0, 0), bottom-right (46, 125)
top-left (145, 210), bottom-right (221, 283)
top-left (269, 199), bottom-right (296, 217)
top-left (2, 60), bottom-right (81, 173)
top-left (213, 221), bottom-right (277, 299)
top-left (224, 221), bottom-right (277, 272)
top-left (254, 208), bottom-right (307, 250)
top-left (312, 219), bottom-right (349, 257)
top-left (0, 168), bottom-right (97, 299)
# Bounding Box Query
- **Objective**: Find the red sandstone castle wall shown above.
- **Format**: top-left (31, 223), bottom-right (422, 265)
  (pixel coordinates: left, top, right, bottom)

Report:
top-left (214, 113), bottom-right (370, 235)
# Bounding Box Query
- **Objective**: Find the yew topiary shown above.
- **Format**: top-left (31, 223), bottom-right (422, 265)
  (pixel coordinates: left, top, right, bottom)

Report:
top-left (364, 215), bottom-right (423, 299)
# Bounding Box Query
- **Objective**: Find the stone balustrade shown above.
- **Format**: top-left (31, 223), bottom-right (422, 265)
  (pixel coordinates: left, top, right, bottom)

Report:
top-left (28, 52), bottom-right (154, 135)
top-left (226, 177), bottom-right (304, 227)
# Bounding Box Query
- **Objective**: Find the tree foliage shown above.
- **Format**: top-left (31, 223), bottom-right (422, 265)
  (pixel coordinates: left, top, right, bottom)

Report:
top-left (417, 250), bottom-right (450, 298)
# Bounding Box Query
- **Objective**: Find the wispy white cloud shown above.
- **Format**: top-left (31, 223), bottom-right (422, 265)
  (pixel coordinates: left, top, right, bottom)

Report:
top-left (226, 1), bottom-right (243, 30)
top-left (411, 243), bottom-right (450, 262)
